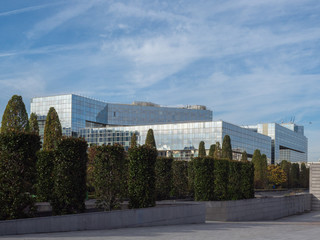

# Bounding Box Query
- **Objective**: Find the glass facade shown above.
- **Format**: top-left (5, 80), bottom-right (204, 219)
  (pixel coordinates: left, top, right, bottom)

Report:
top-left (243, 123), bottom-right (308, 163)
top-left (31, 94), bottom-right (213, 139)
top-left (79, 121), bottom-right (272, 161)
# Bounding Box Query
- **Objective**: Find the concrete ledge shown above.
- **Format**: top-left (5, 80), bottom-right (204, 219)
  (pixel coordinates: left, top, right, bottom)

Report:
top-left (0, 202), bottom-right (205, 236)
top-left (204, 193), bottom-right (312, 221)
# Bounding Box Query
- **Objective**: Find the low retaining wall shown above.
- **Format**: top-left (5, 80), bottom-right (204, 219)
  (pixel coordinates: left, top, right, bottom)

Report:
top-left (0, 202), bottom-right (205, 236)
top-left (205, 194), bottom-right (312, 221)
top-left (310, 162), bottom-right (320, 210)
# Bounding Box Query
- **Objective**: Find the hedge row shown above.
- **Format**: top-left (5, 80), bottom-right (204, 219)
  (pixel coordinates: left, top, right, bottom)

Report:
top-left (193, 157), bottom-right (254, 201)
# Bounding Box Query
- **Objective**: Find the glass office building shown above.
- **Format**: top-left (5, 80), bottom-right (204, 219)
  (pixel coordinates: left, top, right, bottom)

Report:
top-left (79, 121), bottom-right (272, 161)
top-left (31, 94), bottom-right (213, 137)
top-left (243, 123), bottom-right (308, 163)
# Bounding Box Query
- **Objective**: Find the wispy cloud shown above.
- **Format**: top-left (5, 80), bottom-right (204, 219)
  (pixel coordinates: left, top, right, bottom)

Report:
top-left (0, 2), bottom-right (62, 17)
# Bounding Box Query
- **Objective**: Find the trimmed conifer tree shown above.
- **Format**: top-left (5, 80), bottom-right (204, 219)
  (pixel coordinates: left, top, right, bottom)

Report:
top-left (29, 113), bottom-right (39, 135)
top-left (198, 141), bottom-right (206, 157)
top-left (214, 142), bottom-right (221, 159)
top-left (130, 133), bottom-right (137, 148)
top-left (43, 107), bottom-right (62, 151)
top-left (208, 144), bottom-right (216, 157)
top-left (1, 95), bottom-right (29, 133)
top-left (221, 135), bottom-right (232, 160)
top-left (252, 149), bottom-right (268, 189)
top-left (241, 151), bottom-right (248, 162)
top-left (145, 129), bottom-right (156, 148)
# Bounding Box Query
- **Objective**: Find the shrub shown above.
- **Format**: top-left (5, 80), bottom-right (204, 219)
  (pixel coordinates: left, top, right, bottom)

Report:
top-left (187, 159), bottom-right (195, 197)
top-left (43, 107), bottom-right (62, 151)
top-left (228, 160), bottom-right (242, 200)
top-left (198, 141), bottom-right (206, 157)
top-left (145, 129), bottom-right (156, 148)
top-left (193, 157), bottom-right (215, 201)
top-left (240, 161), bottom-right (254, 199)
top-left (0, 132), bottom-right (40, 220)
top-left (208, 144), bottom-right (216, 157)
top-left (155, 157), bottom-right (173, 200)
top-left (128, 145), bottom-right (157, 208)
top-left (171, 160), bottom-right (189, 198)
top-left (51, 137), bottom-right (88, 215)
top-left (221, 135), bottom-right (232, 160)
top-left (213, 159), bottom-right (229, 200)
top-left (36, 150), bottom-right (55, 202)
top-left (93, 144), bottom-right (127, 211)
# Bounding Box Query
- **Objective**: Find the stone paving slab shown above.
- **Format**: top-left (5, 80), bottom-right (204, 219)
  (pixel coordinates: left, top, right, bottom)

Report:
top-left (2, 211), bottom-right (320, 240)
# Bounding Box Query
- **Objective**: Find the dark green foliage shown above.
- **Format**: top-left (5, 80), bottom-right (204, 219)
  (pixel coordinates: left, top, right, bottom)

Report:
top-left (36, 150), bottom-right (55, 202)
top-left (240, 161), bottom-right (255, 199)
top-left (128, 145), bottom-right (157, 208)
top-left (193, 157), bottom-right (215, 201)
top-left (280, 160), bottom-right (291, 188)
top-left (171, 160), bottom-right (189, 198)
top-left (87, 146), bottom-right (97, 193)
top-left (51, 137), bottom-right (88, 215)
top-left (290, 163), bottom-right (300, 188)
top-left (1, 95), bottom-right (29, 133)
top-left (208, 144), bottom-right (216, 157)
top-left (93, 144), bottom-right (127, 211)
top-left (0, 132), bottom-right (41, 220)
top-left (198, 141), bottom-right (206, 157)
top-left (228, 161), bottom-right (242, 200)
top-left (252, 149), bottom-right (268, 189)
top-left (29, 113), bottom-right (39, 135)
top-left (130, 133), bottom-right (137, 148)
top-left (187, 159), bottom-right (195, 197)
top-left (43, 107), bottom-right (62, 151)
top-left (213, 159), bottom-right (229, 200)
top-left (214, 142), bottom-right (221, 159)
top-left (300, 163), bottom-right (309, 188)
top-left (241, 151), bottom-right (248, 162)
top-left (145, 129), bottom-right (156, 148)
top-left (155, 157), bottom-right (173, 200)
top-left (221, 135), bottom-right (232, 160)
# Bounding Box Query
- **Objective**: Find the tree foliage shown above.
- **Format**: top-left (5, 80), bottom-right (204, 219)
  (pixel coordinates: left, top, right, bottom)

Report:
top-left (214, 142), bottom-right (221, 159)
top-left (128, 145), bottom-right (157, 208)
top-left (252, 149), bottom-right (268, 189)
top-left (155, 157), bottom-right (173, 200)
top-left (171, 160), bottom-right (189, 198)
top-left (208, 144), bottom-right (216, 157)
top-left (43, 107), bottom-right (62, 151)
top-left (290, 163), bottom-right (300, 188)
top-left (241, 151), bottom-right (248, 162)
top-left (93, 144), bottom-right (127, 211)
top-left (221, 135), bottom-right (232, 160)
top-left (145, 129), bottom-right (156, 148)
top-left (0, 132), bottom-right (41, 220)
top-left (267, 164), bottom-right (287, 187)
top-left (51, 137), bottom-right (88, 215)
top-left (300, 163), bottom-right (309, 188)
top-left (130, 133), bottom-right (137, 148)
top-left (280, 160), bottom-right (291, 188)
top-left (198, 141), bottom-right (206, 157)
top-left (29, 113), bottom-right (39, 135)
top-left (1, 95), bottom-right (29, 133)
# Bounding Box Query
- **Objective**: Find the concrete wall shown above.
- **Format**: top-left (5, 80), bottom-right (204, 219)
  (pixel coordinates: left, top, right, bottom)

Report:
top-left (0, 202), bottom-right (205, 236)
top-left (310, 162), bottom-right (320, 210)
top-left (205, 194), bottom-right (311, 221)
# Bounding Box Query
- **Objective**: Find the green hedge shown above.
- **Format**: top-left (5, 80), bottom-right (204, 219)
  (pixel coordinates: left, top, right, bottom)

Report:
top-left (128, 145), bottom-right (157, 208)
top-left (228, 160), bottom-right (242, 200)
top-left (155, 157), bottom-right (173, 200)
top-left (213, 159), bottom-right (229, 200)
top-left (51, 137), bottom-right (88, 215)
top-left (193, 157), bottom-right (215, 201)
top-left (240, 161), bottom-right (254, 199)
top-left (0, 132), bottom-right (40, 220)
top-left (171, 160), bottom-right (189, 198)
top-left (36, 150), bottom-right (55, 202)
top-left (187, 159), bottom-right (195, 197)
top-left (93, 144), bottom-right (127, 211)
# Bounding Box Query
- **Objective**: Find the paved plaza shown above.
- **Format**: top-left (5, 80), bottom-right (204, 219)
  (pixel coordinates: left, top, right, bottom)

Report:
top-left (3, 211), bottom-right (320, 240)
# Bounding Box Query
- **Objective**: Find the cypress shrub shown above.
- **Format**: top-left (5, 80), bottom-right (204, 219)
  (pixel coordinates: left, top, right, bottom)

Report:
top-left (93, 144), bottom-right (127, 211)
top-left (228, 160), bottom-right (242, 200)
top-left (0, 132), bottom-right (41, 220)
top-left (300, 163), bottom-right (309, 188)
top-left (193, 157), bottom-right (215, 201)
top-left (198, 141), bottom-right (206, 157)
top-left (240, 161), bottom-right (255, 199)
top-left (208, 144), bottom-right (216, 157)
top-left (145, 129), bottom-right (156, 148)
top-left (241, 151), bottom-right (248, 162)
top-left (221, 135), bottom-right (232, 160)
top-left (130, 133), bottom-right (137, 147)
top-left (155, 157), bottom-right (173, 200)
top-left (128, 145), bottom-right (157, 208)
top-left (187, 159), bottom-right (195, 197)
top-left (36, 150), bottom-right (55, 202)
top-left (290, 163), bottom-right (300, 188)
top-left (171, 160), bottom-right (189, 198)
top-left (280, 160), bottom-right (291, 188)
top-left (51, 137), bottom-right (88, 215)
top-left (43, 107), bottom-right (62, 151)
top-left (29, 113), bottom-right (39, 135)
top-left (213, 159), bottom-right (229, 200)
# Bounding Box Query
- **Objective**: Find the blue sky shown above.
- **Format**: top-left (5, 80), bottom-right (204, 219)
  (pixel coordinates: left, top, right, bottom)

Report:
top-left (0, 0), bottom-right (319, 161)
